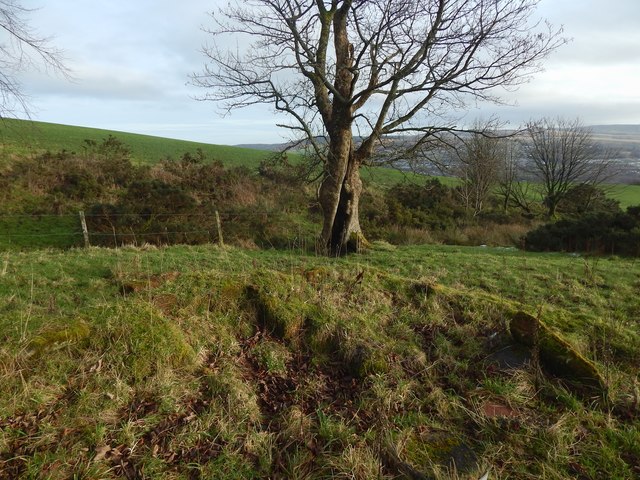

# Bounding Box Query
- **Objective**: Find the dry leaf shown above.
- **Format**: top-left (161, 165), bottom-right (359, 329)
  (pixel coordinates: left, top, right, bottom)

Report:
top-left (94, 445), bottom-right (111, 462)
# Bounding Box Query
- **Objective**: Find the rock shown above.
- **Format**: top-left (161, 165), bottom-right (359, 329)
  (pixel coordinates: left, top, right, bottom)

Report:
top-left (486, 343), bottom-right (532, 370)
top-left (398, 431), bottom-right (479, 477)
top-left (510, 311), bottom-right (607, 395)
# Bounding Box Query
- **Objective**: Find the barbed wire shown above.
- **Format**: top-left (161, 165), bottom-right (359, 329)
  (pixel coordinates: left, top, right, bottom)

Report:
top-left (0, 230), bottom-right (214, 238)
top-left (0, 210), bottom-right (315, 244)
top-left (0, 210), bottom-right (304, 219)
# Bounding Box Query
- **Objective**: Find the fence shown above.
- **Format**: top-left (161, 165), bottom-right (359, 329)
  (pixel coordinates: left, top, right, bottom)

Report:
top-left (0, 209), bottom-right (317, 251)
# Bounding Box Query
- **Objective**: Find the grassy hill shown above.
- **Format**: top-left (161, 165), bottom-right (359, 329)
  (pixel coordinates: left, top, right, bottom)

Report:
top-left (0, 118), bottom-right (274, 168)
top-left (1, 119), bottom-right (639, 253)
top-left (2, 118), bottom-right (639, 199)
top-left (0, 243), bottom-right (638, 479)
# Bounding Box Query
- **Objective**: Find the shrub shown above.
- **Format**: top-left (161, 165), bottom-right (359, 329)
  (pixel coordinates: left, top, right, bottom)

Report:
top-left (53, 170), bottom-right (103, 201)
top-left (86, 181), bottom-right (211, 247)
top-left (383, 179), bottom-right (464, 231)
top-left (524, 211), bottom-right (640, 256)
top-left (559, 184), bottom-right (621, 216)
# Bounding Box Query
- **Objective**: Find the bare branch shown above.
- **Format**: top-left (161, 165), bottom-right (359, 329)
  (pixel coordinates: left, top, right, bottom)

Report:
top-left (0, 0), bottom-right (68, 117)
top-left (194, 0), bottom-right (566, 253)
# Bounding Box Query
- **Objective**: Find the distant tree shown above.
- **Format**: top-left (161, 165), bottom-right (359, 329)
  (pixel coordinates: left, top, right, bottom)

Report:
top-left (0, 1), bottom-right (67, 116)
top-left (494, 139), bottom-right (538, 215)
top-left (449, 122), bottom-right (507, 216)
top-left (525, 118), bottom-right (615, 217)
top-left (195, 0), bottom-right (565, 254)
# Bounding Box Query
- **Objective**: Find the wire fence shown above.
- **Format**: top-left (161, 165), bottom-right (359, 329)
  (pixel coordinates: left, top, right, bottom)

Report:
top-left (0, 209), bottom-right (315, 250)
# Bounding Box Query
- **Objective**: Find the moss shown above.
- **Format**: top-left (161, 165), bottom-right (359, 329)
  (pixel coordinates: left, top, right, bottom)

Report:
top-left (510, 311), bottom-right (607, 394)
top-left (245, 281), bottom-right (310, 342)
top-left (29, 320), bottom-right (91, 354)
top-left (99, 301), bottom-right (196, 382)
top-left (219, 280), bottom-right (245, 306)
top-left (402, 430), bottom-right (478, 474)
top-left (344, 344), bottom-right (388, 378)
top-left (251, 339), bottom-right (291, 375)
top-left (347, 231), bottom-right (372, 253)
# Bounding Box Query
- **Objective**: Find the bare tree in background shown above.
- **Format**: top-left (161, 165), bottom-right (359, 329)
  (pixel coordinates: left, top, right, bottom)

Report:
top-left (0, 1), bottom-right (66, 117)
top-left (495, 138), bottom-right (537, 214)
top-left (194, 0), bottom-right (566, 255)
top-left (449, 122), bottom-right (506, 216)
top-left (525, 118), bottom-right (615, 217)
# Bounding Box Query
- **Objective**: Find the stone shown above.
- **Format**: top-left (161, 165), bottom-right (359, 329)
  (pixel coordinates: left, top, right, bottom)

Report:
top-left (510, 311), bottom-right (607, 395)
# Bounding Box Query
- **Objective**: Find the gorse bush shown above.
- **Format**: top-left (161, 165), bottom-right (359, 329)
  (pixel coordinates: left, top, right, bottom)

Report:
top-left (559, 183), bottom-right (621, 216)
top-left (0, 136), bottom-right (317, 249)
top-left (2, 134), bottom-right (635, 253)
top-left (524, 209), bottom-right (640, 255)
top-left (361, 179), bottom-right (465, 236)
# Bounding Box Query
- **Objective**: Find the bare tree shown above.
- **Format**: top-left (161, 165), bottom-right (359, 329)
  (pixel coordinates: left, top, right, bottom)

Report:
top-left (448, 122), bottom-right (507, 216)
top-left (525, 118), bottom-right (615, 217)
top-left (194, 0), bottom-right (565, 255)
top-left (0, 1), bottom-right (66, 117)
top-left (494, 138), bottom-right (539, 214)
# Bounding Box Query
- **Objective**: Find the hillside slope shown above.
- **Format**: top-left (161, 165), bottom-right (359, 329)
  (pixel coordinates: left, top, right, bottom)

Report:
top-left (0, 244), bottom-right (638, 478)
top-left (0, 118), bottom-right (273, 167)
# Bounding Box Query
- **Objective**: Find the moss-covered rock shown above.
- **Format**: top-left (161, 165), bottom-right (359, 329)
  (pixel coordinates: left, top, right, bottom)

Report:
top-left (510, 311), bottom-right (607, 395)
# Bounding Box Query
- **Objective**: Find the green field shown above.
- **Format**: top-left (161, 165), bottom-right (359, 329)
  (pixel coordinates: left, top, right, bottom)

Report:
top-left (0, 118), bottom-right (274, 168)
top-left (607, 183), bottom-right (640, 210)
top-left (0, 243), bottom-right (638, 478)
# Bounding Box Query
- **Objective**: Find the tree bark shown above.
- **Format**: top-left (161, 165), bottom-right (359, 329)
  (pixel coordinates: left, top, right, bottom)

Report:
top-left (317, 1), bottom-right (366, 256)
top-left (319, 128), bottom-right (365, 256)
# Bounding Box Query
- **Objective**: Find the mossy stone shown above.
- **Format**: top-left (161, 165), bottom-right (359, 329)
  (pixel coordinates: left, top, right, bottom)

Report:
top-left (510, 311), bottom-right (607, 394)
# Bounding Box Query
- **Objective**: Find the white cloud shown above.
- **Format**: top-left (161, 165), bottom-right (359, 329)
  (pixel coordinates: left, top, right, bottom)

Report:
top-left (10, 0), bottom-right (640, 145)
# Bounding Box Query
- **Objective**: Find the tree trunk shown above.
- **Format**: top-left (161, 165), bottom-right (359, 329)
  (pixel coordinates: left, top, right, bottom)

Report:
top-left (331, 155), bottom-right (364, 255)
top-left (545, 194), bottom-right (559, 218)
top-left (317, 2), bottom-right (366, 256)
top-left (319, 130), bottom-right (365, 256)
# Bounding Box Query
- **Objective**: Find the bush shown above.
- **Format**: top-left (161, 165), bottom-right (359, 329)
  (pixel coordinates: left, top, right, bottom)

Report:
top-left (86, 181), bottom-right (210, 247)
top-left (377, 180), bottom-right (464, 230)
top-left (53, 170), bottom-right (103, 201)
top-left (524, 210), bottom-right (640, 256)
top-left (559, 184), bottom-right (621, 216)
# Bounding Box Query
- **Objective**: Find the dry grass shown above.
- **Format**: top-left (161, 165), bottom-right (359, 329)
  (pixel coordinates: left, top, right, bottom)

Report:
top-left (0, 244), bottom-right (638, 478)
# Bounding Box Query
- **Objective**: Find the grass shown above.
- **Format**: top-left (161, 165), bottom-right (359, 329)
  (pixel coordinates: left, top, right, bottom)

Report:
top-left (0, 118), bottom-right (274, 168)
top-left (0, 243), bottom-right (638, 478)
top-left (607, 183), bottom-right (640, 210)
top-left (0, 215), bottom-right (82, 250)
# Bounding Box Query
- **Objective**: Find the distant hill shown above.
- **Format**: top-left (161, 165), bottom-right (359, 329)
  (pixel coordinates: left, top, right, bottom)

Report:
top-left (235, 143), bottom-right (291, 151)
top-left (0, 118), bottom-right (274, 168)
top-left (590, 124), bottom-right (640, 136)
top-left (238, 125), bottom-right (640, 150)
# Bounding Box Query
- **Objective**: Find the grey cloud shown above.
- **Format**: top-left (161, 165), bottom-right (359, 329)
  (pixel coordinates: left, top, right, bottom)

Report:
top-left (478, 97), bottom-right (640, 127)
top-left (14, 0), bottom-right (640, 145)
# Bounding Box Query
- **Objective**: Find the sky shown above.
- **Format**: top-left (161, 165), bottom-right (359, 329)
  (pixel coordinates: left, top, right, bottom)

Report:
top-left (6, 0), bottom-right (640, 145)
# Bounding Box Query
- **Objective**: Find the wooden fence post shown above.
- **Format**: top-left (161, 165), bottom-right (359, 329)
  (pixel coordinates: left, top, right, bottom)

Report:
top-left (79, 211), bottom-right (90, 248)
top-left (215, 210), bottom-right (224, 247)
